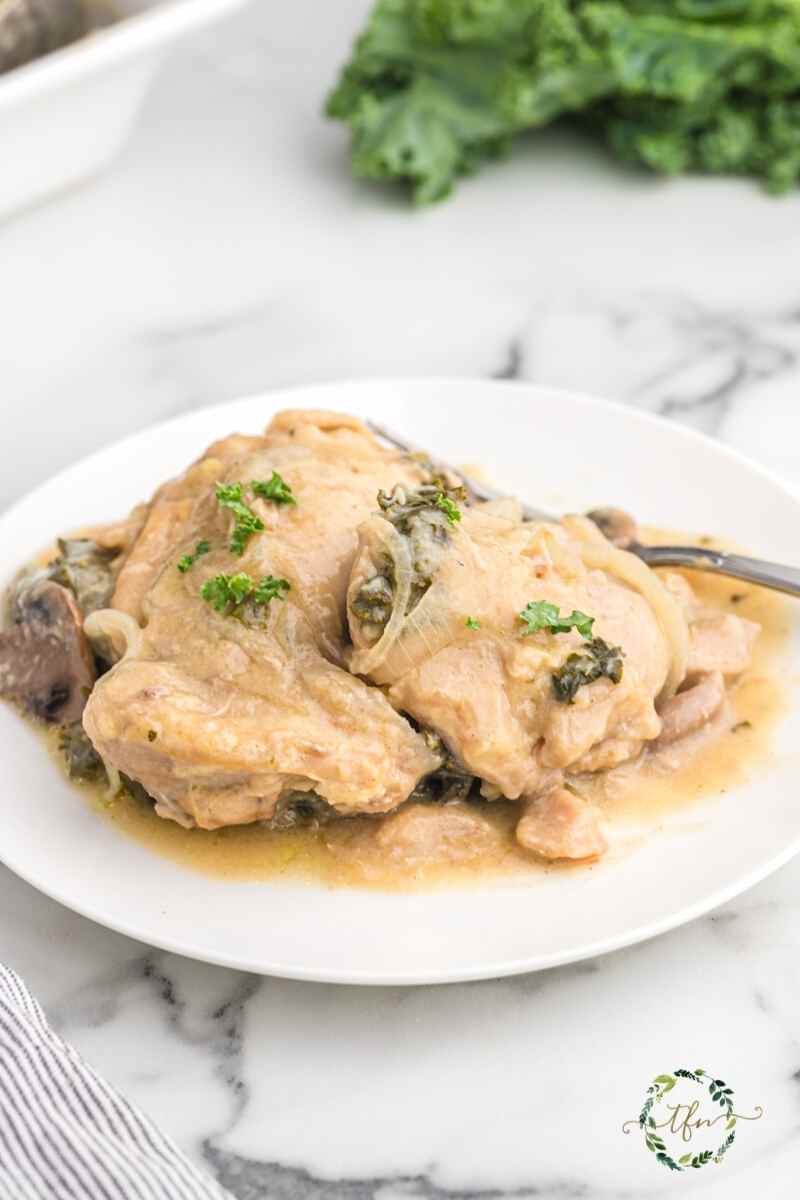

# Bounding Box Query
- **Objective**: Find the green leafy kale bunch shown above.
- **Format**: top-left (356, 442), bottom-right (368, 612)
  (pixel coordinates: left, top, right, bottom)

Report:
top-left (326, 0), bottom-right (800, 203)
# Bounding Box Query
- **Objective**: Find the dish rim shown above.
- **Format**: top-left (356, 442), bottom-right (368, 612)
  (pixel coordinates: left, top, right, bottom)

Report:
top-left (0, 0), bottom-right (248, 111)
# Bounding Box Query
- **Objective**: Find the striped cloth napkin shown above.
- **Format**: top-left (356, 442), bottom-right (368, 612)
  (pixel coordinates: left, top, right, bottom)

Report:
top-left (0, 964), bottom-right (232, 1200)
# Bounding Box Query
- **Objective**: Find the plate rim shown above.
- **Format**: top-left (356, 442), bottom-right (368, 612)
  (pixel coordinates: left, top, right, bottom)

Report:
top-left (3, 376), bottom-right (800, 985)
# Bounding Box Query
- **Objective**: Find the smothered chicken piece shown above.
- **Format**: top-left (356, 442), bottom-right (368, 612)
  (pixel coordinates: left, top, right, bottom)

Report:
top-left (516, 788), bottom-right (607, 861)
top-left (348, 503), bottom-right (685, 797)
top-left (83, 597), bottom-right (437, 829)
top-left (111, 410), bottom-right (424, 660)
top-left (661, 571), bottom-right (760, 678)
top-left (348, 503), bottom-right (763, 860)
top-left (235, 411), bottom-right (427, 661)
top-left (111, 434), bottom-right (266, 622)
top-left (347, 499), bottom-right (691, 858)
top-left (82, 411), bottom-right (437, 828)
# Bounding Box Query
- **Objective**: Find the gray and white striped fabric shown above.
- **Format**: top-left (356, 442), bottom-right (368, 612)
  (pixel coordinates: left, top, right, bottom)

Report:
top-left (0, 964), bottom-right (232, 1200)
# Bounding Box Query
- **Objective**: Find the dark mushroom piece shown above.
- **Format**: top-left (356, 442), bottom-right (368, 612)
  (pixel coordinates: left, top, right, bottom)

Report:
top-left (0, 0), bottom-right (87, 74)
top-left (0, 578), bottom-right (96, 723)
top-left (586, 506), bottom-right (638, 549)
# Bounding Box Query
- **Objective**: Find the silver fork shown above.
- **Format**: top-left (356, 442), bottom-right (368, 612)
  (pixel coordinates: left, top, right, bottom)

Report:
top-left (367, 419), bottom-right (800, 598)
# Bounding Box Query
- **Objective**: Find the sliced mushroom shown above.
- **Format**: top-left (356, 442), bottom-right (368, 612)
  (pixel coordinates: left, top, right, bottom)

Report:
top-left (516, 787), bottom-right (607, 861)
top-left (0, 0), bottom-right (86, 74)
top-left (0, 579), bottom-right (95, 723)
top-left (586, 506), bottom-right (638, 549)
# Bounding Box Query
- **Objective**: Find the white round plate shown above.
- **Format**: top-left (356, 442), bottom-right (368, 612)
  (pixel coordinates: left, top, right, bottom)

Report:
top-left (2, 380), bottom-right (800, 985)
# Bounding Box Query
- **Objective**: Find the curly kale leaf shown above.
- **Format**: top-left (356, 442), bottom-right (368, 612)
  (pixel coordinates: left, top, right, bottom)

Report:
top-left (327, 0), bottom-right (800, 202)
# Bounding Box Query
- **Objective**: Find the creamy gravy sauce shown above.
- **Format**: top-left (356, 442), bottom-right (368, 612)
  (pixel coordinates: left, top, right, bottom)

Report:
top-left (38, 529), bottom-right (792, 892)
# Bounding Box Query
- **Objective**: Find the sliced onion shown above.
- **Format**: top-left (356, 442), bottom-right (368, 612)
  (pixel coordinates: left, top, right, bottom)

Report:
top-left (102, 759), bottom-right (121, 798)
top-left (571, 534), bottom-right (689, 699)
top-left (348, 518), bottom-right (413, 676)
top-left (84, 608), bottom-right (143, 664)
top-left (374, 588), bottom-right (459, 684)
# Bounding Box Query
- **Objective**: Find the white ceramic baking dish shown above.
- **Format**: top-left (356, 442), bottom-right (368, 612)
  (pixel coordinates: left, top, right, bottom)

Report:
top-left (0, 0), bottom-right (249, 220)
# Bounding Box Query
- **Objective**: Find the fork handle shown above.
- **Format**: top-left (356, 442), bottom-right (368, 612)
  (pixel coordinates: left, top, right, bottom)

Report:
top-left (366, 422), bottom-right (800, 598)
top-left (634, 544), bottom-right (800, 597)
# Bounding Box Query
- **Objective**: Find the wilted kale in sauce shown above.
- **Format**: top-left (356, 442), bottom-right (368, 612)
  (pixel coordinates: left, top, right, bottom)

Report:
top-left (352, 482), bottom-right (466, 632)
top-left (407, 727), bottom-right (480, 805)
top-left (377, 482), bottom-right (464, 534)
top-left (58, 722), bottom-right (162, 804)
top-left (46, 538), bottom-right (116, 616)
top-left (119, 773), bottom-right (155, 805)
top-left (59, 721), bottom-right (104, 781)
top-left (551, 637), bottom-right (624, 704)
top-left (350, 565), bottom-right (395, 627)
top-left (267, 790), bottom-right (335, 830)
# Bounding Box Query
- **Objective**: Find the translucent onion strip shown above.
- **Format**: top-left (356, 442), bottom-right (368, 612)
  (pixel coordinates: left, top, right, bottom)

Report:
top-left (574, 539), bottom-right (689, 699)
top-left (348, 518), bottom-right (413, 677)
top-left (84, 608), bottom-right (143, 664)
top-left (375, 586), bottom-right (460, 685)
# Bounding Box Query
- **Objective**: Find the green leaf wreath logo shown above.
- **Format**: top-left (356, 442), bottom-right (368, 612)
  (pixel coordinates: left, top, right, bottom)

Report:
top-left (622, 1067), bottom-right (764, 1172)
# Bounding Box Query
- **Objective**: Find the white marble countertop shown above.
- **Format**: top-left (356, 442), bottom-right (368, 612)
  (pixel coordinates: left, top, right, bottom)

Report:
top-left (3, 1), bottom-right (800, 1196)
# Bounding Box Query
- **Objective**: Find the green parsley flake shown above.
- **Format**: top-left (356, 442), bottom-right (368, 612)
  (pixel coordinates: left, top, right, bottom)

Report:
top-left (215, 483), bottom-right (264, 556)
top-left (201, 572), bottom-right (290, 619)
top-left (434, 491), bottom-right (461, 525)
top-left (253, 575), bottom-right (292, 604)
top-left (518, 601), bottom-right (594, 640)
top-left (465, 616), bottom-right (481, 630)
top-left (177, 540), bottom-right (211, 573)
top-left (251, 472), bottom-right (297, 506)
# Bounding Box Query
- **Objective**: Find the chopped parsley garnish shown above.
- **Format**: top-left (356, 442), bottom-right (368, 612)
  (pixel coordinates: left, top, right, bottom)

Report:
top-left (465, 616), bottom-right (481, 630)
top-left (201, 571), bottom-right (253, 612)
top-left (177, 540), bottom-right (211, 573)
top-left (551, 638), bottom-right (624, 704)
top-left (252, 575), bottom-right (292, 605)
top-left (201, 572), bottom-right (290, 619)
top-left (434, 491), bottom-right (461, 525)
top-left (251, 472), bottom-right (297, 506)
top-left (519, 601), bottom-right (594, 640)
top-left (215, 482), bottom-right (264, 556)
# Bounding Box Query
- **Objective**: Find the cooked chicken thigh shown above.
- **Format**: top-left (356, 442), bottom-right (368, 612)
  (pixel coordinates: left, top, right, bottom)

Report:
top-left (347, 494), bottom-right (760, 860)
top-left (82, 412), bottom-right (438, 828)
top-left (348, 503), bottom-right (679, 799)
